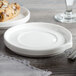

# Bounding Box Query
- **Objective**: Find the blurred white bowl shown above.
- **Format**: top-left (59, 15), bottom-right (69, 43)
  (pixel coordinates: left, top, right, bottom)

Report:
top-left (0, 7), bottom-right (30, 35)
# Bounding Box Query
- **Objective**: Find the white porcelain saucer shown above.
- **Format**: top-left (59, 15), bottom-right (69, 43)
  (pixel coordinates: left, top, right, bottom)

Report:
top-left (4, 22), bottom-right (73, 57)
top-left (0, 7), bottom-right (30, 29)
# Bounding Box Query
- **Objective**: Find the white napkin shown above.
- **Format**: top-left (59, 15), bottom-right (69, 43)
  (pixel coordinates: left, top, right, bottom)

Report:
top-left (0, 54), bottom-right (52, 76)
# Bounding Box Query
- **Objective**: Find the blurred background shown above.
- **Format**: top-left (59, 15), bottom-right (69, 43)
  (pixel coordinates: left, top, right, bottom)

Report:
top-left (6, 0), bottom-right (65, 23)
top-left (7, 0), bottom-right (66, 9)
top-left (7, 0), bottom-right (76, 10)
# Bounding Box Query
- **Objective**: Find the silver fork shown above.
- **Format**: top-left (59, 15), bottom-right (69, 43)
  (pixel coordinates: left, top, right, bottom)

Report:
top-left (68, 50), bottom-right (76, 60)
top-left (66, 48), bottom-right (76, 60)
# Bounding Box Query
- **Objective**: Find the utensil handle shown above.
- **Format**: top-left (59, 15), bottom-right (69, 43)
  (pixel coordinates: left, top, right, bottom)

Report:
top-left (68, 50), bottom-right (76, 60)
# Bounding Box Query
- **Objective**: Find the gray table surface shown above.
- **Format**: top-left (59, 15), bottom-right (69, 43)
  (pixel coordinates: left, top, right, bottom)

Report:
top-left (0, 0), bottom-right (76, 76)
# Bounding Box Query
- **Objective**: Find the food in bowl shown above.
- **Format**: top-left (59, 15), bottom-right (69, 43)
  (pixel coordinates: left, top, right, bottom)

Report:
top-left (0, 0), bottom-right (20, 22)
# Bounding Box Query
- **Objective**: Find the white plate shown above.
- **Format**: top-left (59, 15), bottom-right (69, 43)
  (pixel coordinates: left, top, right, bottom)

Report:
top-left (0, 7), bottom-right (30, 29)
top-left (4, 22), bottom-right (73, 57)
